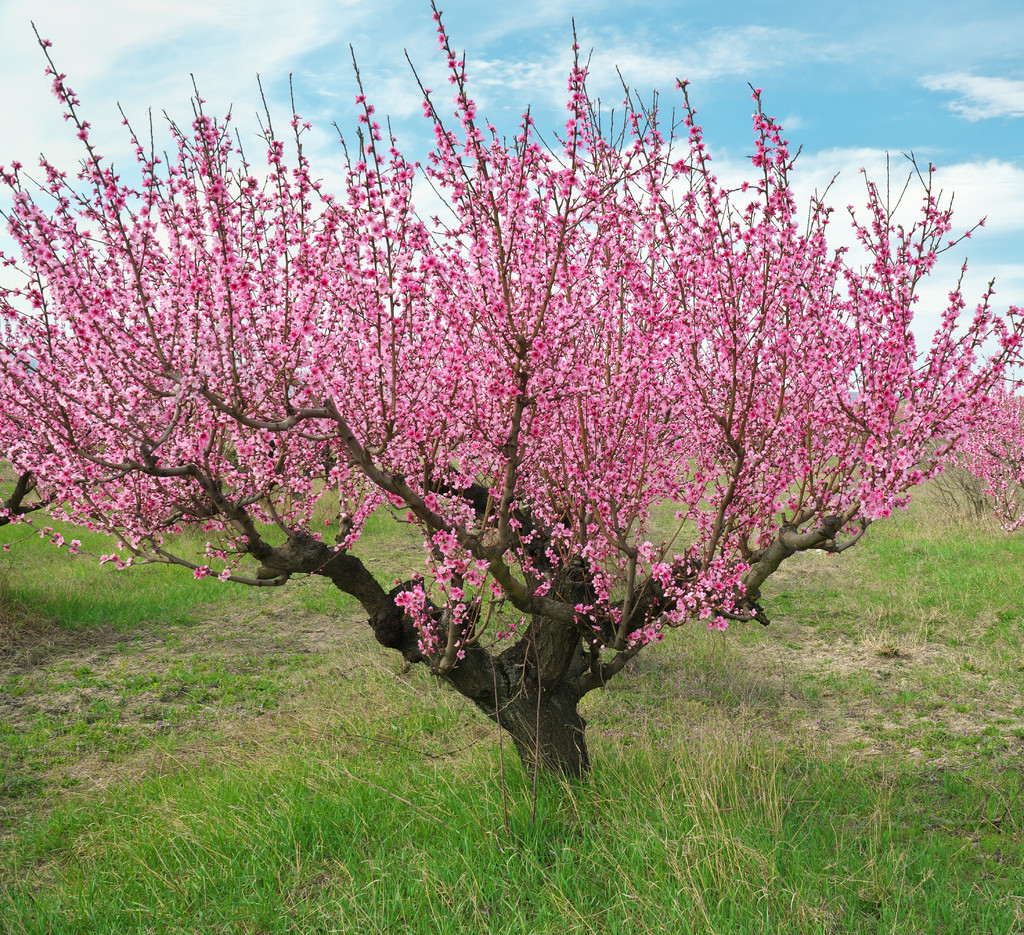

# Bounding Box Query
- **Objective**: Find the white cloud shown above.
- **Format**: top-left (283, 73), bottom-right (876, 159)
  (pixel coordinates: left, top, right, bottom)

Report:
top-left (791, 149), bottom-right (1024, 236)
top-left (695, 146), bottom-right (1024, 337)
top-left (921, 73), bottom-right (1024, 121)
top-left (911, 261), bottom-right (1024, 345)
top-left (581, 24), bottom-right (809, 87)
top-left (460, 24), bottom-right (830, 114)
top-left (797, 151), bottom-right (1024, 334)
top-left (0, 0), bottom-right (367, 172)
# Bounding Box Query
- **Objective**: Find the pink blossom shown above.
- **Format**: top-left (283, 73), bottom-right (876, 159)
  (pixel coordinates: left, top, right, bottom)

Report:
top-left (0, 24), bottom-right (1017, 735)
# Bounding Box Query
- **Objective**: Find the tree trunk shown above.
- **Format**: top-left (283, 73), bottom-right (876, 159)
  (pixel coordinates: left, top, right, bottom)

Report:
top-left (401, 614), bottom-right (592, 779)
top-left (363, 560), bottom-right (597, 778)
top-left (476, 642), bottom-right (590, 779)
top-left (490, 677), bottom-right (590, 779)
top-left (257, 534), bottom-right (594, 778)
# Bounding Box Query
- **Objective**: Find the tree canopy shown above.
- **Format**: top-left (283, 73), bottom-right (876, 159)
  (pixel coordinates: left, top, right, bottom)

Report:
top-left (1, 15), bottom-right (1018, 775)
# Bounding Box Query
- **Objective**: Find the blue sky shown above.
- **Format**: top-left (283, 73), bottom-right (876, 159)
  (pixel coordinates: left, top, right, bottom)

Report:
top-left (1, 0), bottom-right (1021, 331)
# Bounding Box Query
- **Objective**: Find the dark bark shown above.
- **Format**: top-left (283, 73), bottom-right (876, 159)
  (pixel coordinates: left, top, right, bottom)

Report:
top-left (252, 532), bottom-right (594, 777)
top-left (369, 587), bottom-right (591, 776)
top-left (479, 594), bottom-right (593, 778)
top-left (245, 517), bottom-right (864, 779)
top-left (743, 513), bottom-right (865, 602)
top-left (414, 575), bottom-right (592, 778)
top-left (423, 618), bottom-right (589, 778)
top-left (0, 471), bottom-right (46, 527)
top-left (477, 647), bottom-right (590, 778)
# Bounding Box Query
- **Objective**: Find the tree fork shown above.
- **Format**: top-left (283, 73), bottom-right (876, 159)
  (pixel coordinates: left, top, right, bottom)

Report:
top-left (261, 535), bottom-right (596, 778)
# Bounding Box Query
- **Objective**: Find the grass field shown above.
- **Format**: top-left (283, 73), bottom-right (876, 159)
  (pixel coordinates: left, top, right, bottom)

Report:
top-left (1, 495), bottom-right (1023, 934)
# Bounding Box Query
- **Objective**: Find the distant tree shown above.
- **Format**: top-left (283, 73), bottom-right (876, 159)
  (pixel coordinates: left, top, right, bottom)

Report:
top-left (957, 387), bottom-right (1024, 526)
top-left (0, 15), bottom-right (1017, 775)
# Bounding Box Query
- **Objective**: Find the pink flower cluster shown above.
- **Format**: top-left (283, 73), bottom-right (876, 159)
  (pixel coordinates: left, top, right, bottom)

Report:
top-left (0, 25), bottom-right (1018, 667)
top-left (957, 386), bottom-right (1024, 528)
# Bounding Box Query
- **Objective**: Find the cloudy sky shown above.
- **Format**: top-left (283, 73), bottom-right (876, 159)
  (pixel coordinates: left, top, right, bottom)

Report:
top-left (0, 0), bottom-right (1021, 331)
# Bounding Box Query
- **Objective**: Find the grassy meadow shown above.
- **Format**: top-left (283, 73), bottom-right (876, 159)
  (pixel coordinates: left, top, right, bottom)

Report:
top-left (1, 491), bottom-right (1023, 934)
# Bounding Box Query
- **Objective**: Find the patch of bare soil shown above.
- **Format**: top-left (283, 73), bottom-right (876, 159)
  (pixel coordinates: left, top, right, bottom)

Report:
top-left (741, 553), bottom-right (1024, 764)
top-left (0, 591), bottom-right (396, 819)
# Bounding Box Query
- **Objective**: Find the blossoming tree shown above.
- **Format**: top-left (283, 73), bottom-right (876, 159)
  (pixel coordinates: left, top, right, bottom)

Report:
top-left (1, 19), bottom-right (1017, 776)
top-left (957, 387), bottom-right (1024, 525)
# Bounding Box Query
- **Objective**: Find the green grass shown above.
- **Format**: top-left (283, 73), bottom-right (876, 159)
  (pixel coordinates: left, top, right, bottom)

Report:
top-left (2, 732), bottom-right (1021, 934)
top-left (856, 505), bottom-right (1024, 632)
top-left (0, 520), bottom-right (263, 630)
top-left (2, 489), bottom-right (1024, 933)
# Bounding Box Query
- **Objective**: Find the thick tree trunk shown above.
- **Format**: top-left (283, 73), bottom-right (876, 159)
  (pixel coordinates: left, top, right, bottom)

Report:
top-left (255, 533), bottom-right (594, 777)
top-left (368, 576), bottom-right (594, 778)
top-left (484, 671), bottom-right (590, 779)
top-left (468, 633), bottom-right (591, 779)
top-left (404, 615), bottom-right (592, 779)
